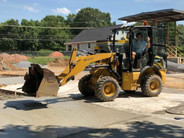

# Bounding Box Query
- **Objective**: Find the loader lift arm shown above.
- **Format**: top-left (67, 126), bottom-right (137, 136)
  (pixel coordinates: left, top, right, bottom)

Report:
top-left (58, 48), bottom-right (115, 86)
top-left (22, 48), bottom-right (115, 97)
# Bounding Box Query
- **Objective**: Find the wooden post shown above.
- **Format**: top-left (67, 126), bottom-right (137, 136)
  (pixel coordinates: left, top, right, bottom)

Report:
top-left (174, 21), bottom-right (177, 57)
top-left (14, 91), bottom-right (17, 99)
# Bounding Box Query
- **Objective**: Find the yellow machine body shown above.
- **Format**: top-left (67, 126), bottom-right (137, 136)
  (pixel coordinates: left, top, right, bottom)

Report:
top-left (122, 72), bottom-right (140, 91)
top-left (122, 68), bottom-right (166, 91)
top-left (22, 47), bottom-right (166, 98)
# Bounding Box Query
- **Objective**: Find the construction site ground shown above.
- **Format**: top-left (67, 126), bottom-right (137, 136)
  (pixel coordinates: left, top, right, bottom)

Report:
top-left (0, 69), bottom-right (184, 137)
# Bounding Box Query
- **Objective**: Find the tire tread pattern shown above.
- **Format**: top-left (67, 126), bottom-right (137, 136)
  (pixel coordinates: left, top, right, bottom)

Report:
top-left (95, 76), bottom-right (119, 102)
top-left (78, 74), bottom-right (94, 96)
top-left (141, 74), bottom-right (162, 97)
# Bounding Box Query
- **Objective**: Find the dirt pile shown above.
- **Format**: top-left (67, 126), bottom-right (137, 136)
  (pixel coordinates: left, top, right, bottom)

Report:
top-left (48, 51), bottom-right (64, 58)
top-left (7, 54), bottom-right (28, 63)
top-left (47, 58), bottom-right (69, 67)
top-left (0, 53), bottom-right (27, 71)
top-left (0, 53), bottom-right (10, 60)
top-left (0, 57), bottom-right (21, 71)
top-left (0, 53), bottom-right (28, 63)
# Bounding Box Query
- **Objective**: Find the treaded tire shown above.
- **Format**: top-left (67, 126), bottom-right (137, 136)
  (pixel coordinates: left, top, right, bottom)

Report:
top-left (141, 74), bottom-right (162, 97)
top-left (78, 74), bottom-right (95, 96)
top-left (95, 76), bottom-right (119, 102)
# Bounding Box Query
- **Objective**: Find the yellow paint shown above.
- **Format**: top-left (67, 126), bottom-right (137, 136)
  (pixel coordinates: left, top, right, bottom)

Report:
top-left (159, 69), bottom-right (167, 84)
top-left (122, 72), bottom-right (140, 90)
top-left (57, 48), bottom-right (115, 86)
top-left (116, 40), bottom-right (128, 43)
top-left (103, 82), bottom-right (116, 97)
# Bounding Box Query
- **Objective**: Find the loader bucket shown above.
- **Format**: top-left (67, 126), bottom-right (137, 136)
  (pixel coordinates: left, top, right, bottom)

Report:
top-left (22, 64), bottom-right (60, 97)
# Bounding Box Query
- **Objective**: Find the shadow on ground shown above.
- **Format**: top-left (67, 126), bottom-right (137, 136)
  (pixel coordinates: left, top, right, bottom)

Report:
top-left (3, 91), bottom-right (148, 110)
top-left (83, 90), bottom-right (147, 103)
top-left (0, 121), bottom-right (183, 138)
top-left (3, 96), bottom-right (82, 110)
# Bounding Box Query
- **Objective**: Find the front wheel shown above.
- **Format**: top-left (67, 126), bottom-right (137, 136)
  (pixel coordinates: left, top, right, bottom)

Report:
top-left (141, 74), bottom-right (162, 97)
top-left (78, 74), bottom-right (95, 96)
top-left (95, 76), bottom-right (119, 102)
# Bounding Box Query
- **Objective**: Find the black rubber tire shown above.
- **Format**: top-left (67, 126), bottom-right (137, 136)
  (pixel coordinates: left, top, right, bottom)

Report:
top-left (141, 74), bottom-right (162, 97)
top-left (124, 90), bottom-right (136, 93)
top-left (78, 74), bottom-right (95, 96)
top-left (94, 76), bottom-right (119, 102)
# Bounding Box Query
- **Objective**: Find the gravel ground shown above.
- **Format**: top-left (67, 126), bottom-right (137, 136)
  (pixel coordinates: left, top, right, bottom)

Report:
top-left (14, 61), bottom-right (47, 69)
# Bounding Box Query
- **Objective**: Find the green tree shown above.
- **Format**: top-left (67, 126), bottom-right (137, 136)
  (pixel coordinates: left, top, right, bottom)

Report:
top-left (19, 19), bottom-right (40, 51)
top-left (0, 7), bottom-right (114, 51)
top-left (39, 15), bottom-right (70, 51)
top-left (177, 24), bottom-right (184, 56)
top-left (71, 7), bottom-right (113, 34)
top-left (66, 14), bottom-right (76, 26)
top-left (0, 19), bottom-right (20, 51)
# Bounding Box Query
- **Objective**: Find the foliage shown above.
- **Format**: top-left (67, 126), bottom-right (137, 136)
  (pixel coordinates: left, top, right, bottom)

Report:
top-left (0, 7), bottom-right (115, 52)
top-left (37, 50), bottom-right (53, 57)
top-left (177, 24), bottom-right (184, 48)
top-left (178, 46), bottom-right (184, 57)
top-left (70, 7), bottom-right (114, 34)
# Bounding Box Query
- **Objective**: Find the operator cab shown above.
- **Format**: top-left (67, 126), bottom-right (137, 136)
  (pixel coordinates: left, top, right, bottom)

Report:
top-left (112, 26), bottom-right (167, 74)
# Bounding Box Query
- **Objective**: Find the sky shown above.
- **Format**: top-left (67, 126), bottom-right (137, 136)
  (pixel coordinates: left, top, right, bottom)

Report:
top-left (0, 0), bottom-right (184, 24)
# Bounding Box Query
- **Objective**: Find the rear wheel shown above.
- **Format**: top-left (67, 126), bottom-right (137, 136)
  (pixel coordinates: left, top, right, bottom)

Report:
top-left (78, 74), bottom-right (95, 96)
top-left (141, 74), bottom-right (162, 97)
top-left (95, 76), bottom-right (119, 102)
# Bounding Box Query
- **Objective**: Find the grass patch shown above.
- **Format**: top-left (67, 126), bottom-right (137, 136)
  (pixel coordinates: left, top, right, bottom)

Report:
top-left (62, 56), bottom-right (70, 59)
top-left (28, 56), bottom-right (70, 65)
top-left (28, 57), bottom-right (55, 65)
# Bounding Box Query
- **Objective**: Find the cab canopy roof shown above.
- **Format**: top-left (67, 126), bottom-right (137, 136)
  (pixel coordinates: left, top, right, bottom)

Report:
top-left (118, 9), bottom-right (184, 23)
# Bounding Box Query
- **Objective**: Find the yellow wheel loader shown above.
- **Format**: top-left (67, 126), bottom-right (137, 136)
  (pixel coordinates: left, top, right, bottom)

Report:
top-left (22, 26), bottom-right (167, 102)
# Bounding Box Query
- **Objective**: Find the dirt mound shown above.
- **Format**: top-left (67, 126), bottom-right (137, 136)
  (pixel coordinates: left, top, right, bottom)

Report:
top-left (47, 58), bottom-right (69, 67)
top-left (7, 54), bottom-right (28, 63)
top-left (48, 51), bottom-right (64, 58)
top-left (0, 53), bottom-right (10, 60)
top-left (0, 53), bottom-right (27, 71)
top-left (0, 57), bottom-right (21, 71)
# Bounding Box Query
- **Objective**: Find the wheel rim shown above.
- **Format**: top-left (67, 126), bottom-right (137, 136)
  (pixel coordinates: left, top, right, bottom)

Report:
top-left (149, 79), bottom-right (160, 92)
top-left (103, 82), bottom-right (116, 96)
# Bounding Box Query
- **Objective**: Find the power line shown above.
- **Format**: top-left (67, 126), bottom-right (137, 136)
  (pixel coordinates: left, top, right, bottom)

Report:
top-left (0, 33), bottom-right (77, 37)
top-left (0, 25), bottom-right (94, 30)
top-left (0, 38), bottom-right (68, 42)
